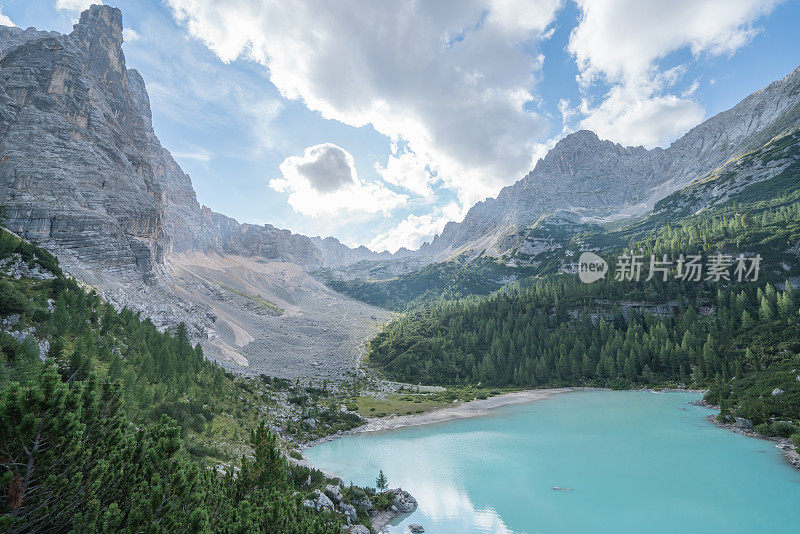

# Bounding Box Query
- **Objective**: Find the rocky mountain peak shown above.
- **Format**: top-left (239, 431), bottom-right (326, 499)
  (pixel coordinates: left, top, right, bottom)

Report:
top-left (70, 5), bottom-right (125, 79)
top-left (73, 4), bottom-right (123, 44)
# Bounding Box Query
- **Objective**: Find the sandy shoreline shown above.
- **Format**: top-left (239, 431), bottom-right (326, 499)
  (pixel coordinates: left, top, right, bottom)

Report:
top-left (298, 387), bottom-right (578, 453)
top-left (355, 387), bottom-right (577, 433)
top-left (302, 386), bottom-right (704, 450)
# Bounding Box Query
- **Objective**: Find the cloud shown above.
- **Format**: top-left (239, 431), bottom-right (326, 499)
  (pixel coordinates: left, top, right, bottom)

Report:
top-left (290, 144), bottom-right (355, 193)
top-left (573, 84), bottom-right (705, 148)
top-left (375, 149), bottom-right (436, 198)
top-left (567, 0), bottom-right (781, 147)
top-left (172, 149), bottom-right (214, 163)
top-left (270, 143), bottom-right (406, 217)
top-left (122, 28), bottom-right (140, 42)
top-left (117, 8), bottom-right (283, 156)
top-left (368, 202), bottom-right (465, 253)
top-left (55, 0), bottom-right (100, 15)
top-left (165, 0), bottom-right (563, 208)
top-left (0, 9), bottom-right (15, 27)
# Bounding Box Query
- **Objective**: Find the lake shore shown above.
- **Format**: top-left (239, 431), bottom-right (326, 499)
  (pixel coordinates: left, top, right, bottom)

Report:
top-left (354, 386), bottom-right (579, 433)
top-left (300, 386), bottom-right (709, 452)
top-left (699, 404), bottom-right (800, 471)
top-left (299, 387), bottom-right (578, 452)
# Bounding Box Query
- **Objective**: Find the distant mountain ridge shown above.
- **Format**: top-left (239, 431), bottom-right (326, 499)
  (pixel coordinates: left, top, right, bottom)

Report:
top-left (421, 65), bottom-right (800, 260)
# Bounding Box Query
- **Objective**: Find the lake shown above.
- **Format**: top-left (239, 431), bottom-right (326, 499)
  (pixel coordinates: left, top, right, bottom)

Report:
top-left (304, 390), bottom-right (800, 533)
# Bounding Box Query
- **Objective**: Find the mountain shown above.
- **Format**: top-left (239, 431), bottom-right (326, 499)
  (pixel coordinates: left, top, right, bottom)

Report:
top-left (1, 5), bottom-right (798, 377)
top-left (421, 65), bottom-right (800, 260)
top-left (0, 5), bottom-right (389, 377)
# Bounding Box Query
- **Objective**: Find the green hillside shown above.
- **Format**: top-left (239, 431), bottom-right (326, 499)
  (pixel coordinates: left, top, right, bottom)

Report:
top-left (0, 227), bottom-right (384, 532)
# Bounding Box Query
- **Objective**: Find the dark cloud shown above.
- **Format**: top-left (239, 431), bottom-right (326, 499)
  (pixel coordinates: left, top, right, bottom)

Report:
top-left (295, 144), bottom-right (355, 192)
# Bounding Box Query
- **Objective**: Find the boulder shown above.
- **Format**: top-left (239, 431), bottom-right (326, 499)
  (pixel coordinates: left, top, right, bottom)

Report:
top-left (340, 503), bottom-right (357, 524)
top-left (325, 483), bottom-right (344, 502)
top-left (302, 499), bottom-right (315, 509)
top-left (391, 490), bottom-right (418, 513)
top-left (734, 417), bottom-right (754, 430)
top-left (772, 388), bottom-right (785, 396)
top-left (314, 489), bottom-right (334, 510)
top-left (349, 526), bottom-right (370, 534)
top-left (354, 498), bottom-right (373, 513)
top-left (409, 525), bottom-right (425, 533)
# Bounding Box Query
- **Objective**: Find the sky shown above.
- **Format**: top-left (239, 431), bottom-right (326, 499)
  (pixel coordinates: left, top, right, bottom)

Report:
top-left (1, 1), bottom-right (799, 252)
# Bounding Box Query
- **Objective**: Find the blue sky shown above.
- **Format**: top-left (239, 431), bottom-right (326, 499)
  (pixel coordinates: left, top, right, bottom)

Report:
top-left (1, 1), bottom-right (798, 251)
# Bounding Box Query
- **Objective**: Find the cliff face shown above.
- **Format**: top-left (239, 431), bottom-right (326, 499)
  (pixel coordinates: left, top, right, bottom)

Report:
top-left (0, 6), bottom-right (389, 376)
top-left (0, 5), bottom-right (349, 284)
top-left (0, 6), bottom-right (166, 283)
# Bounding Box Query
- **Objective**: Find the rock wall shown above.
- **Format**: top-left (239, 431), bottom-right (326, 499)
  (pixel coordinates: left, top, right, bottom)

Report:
top-left (0, 6), bottom-right (165, 284)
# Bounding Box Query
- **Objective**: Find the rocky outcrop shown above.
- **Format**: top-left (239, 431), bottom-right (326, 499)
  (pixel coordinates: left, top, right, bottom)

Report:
top-left (0, 6), bottom-right (165, 285)
top-left (391, 489), bottom-right (418, 513)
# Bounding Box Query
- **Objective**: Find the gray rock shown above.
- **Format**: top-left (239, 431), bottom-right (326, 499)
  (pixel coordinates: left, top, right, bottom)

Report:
top-left (391, 490), bottom-right (418, 514)
top-left (302, 499), bottom-right (315, 510)
top-left (325, 483), bottom-right (344, 502)
top-left (772, 388), bottom-right (785, 396)
top-left (354, 498), bottom-right (373, 513)
top-left (734, 417), bottom-right (754, 430)
top-left (340, 502), bottom-right (357, 524)
top-left (349, 526), bottom-right (370, 534)
top-left (409, 525), bottom-right (425, 533)
top-left (314, 489), bottom-right (334, 510)
top-left (417, 66), bottom-right (800, 262)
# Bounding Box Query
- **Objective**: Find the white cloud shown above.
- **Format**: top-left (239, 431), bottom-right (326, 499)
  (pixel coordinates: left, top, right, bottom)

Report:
top-left (568, 0), bottom-right (781, 147)
top-left (0, 9), bottom-right (15, 27)
top-left (270, 143), bottom-right (407, 218)
top-left (375, 149), bottom-right (436, 198)
top-left (172, 149), bottom-right (213, 163)
top-left (368, 202), bottom-right (465, 253)
top-left (55, 0), bottom-right (100, 15)
top-left (166, 0), bottom-right (562, 208)
top-left (575, 84), bottom-right (705, 148)
top-left (122, 28), bottom-right (140, 42)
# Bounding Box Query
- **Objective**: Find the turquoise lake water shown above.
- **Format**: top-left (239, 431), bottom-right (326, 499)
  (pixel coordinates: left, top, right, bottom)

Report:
top-left (305, 390), bottom-right (800, 533)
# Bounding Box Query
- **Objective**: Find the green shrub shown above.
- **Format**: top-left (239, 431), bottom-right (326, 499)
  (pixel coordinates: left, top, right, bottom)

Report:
top-left (756, 421), bottom-right (799, 438)
top-left (771, 421), bottom-right (798, 438)
top-left (290, 450), bottom-right (303, 460)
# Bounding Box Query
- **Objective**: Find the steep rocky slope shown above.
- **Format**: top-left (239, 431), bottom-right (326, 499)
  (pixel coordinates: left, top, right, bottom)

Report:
top-left (421, 65), bottom-right (800, 260)
top-left (0, 5), bottom-right (389, 377)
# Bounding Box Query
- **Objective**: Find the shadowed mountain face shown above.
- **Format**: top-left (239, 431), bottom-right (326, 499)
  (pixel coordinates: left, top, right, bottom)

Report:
top-left (0, 4), bottom-right (797, 377)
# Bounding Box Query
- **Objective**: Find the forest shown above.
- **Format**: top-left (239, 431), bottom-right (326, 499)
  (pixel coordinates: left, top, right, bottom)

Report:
top-left (368, 179), bottom-right (800, 443)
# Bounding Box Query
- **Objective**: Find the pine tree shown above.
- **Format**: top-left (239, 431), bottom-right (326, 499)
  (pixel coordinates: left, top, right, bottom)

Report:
top-left (376, 470), bottom-right (388, 492)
